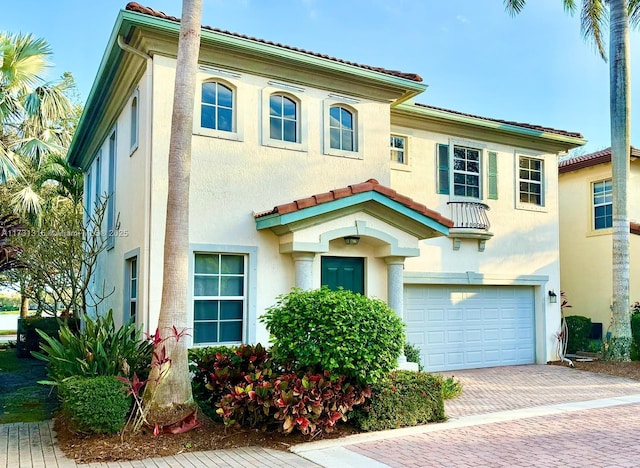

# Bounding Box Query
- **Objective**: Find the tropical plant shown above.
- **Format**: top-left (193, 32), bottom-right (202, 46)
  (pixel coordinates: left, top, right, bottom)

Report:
top-left (143, 0), bottom-right (203, 428)
top-left (504, 0), bottom-right (640, 361)
top-left (261, 287), bottom-right (405, 385)
top-left (32, 309), bottom-right (152, 385)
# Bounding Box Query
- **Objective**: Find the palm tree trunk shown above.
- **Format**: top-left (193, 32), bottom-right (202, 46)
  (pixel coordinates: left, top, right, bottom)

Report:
top-left (144, 0), bottom-right (202, 426)
top-left (20, 295), bottom-right (29, 318)
top-left (607, 0), bottom-right (632, 361)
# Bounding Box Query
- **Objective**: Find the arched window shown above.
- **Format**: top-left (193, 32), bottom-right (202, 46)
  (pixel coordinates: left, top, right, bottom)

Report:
top-left (201, 81), bottom-right (233, 132)
top-left (269, 94), bottom-right (297, 142)
top-left (130, 92), bottom-right (139, 152)
top-left (329, 106), bottom-right (355, 151)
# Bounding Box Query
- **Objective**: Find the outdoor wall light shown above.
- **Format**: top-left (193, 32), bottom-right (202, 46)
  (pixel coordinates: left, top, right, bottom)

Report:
top-left (344, 236), bottom-right (360, 245)
top-left (548, 290), bottom-right (558, 303)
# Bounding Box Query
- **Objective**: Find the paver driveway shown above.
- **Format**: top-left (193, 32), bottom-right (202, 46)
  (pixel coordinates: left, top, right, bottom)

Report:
top-left (294, 365), bottom-right (640, 468)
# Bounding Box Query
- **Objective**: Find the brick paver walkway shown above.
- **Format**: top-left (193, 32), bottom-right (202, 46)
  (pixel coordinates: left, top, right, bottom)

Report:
top-left (349, 402), bottom-right (640, 467)
top-left (445, 365), bottom-right (640, 418)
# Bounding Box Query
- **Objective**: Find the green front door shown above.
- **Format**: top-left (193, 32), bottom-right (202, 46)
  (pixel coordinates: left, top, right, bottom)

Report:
top-left (321, 256), bottom-right (364, 294)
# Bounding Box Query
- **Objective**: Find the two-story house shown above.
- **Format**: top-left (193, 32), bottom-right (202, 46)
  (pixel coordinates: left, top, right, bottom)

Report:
top-left (66, 2), bottom-right (585, 372)
top-left (559, 147), bottom-right (640, 336)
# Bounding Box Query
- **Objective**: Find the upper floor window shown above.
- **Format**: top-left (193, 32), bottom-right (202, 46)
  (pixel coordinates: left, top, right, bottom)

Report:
top-left (453, 146), bottom-right (481, 199)
top-left (518, 156), bottom-right (544, 206)
top-left (130, 90), bottom-right (139, 153)
top-left (269, 94), bottom-right (297, 142)
top-left (329, 106), bottom-right (355, 152)
top-left (390, 135), bottom-right (406, 164)
top-left (106, 130), bottom-right (117, 249)
top-left (593, 179), bottom-right (612, 230)
top-left (201, 81), bottom-right (233, 132)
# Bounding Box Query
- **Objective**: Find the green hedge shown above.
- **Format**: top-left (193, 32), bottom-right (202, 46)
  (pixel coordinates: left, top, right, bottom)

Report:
top-left (565, 315), bottom-right (592, 354)
top-left (631, 313), bottom-right (640, 360)
top-left (352, 370), bottom-right (445, 431)
top-left (59, 376), bottom-right (131, 434)
top-left (17, 317), bottom-right (80, 358)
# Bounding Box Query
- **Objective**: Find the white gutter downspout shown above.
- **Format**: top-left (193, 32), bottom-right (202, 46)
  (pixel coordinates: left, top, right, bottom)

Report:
top-left (117, 35), bottom-right (154, 336)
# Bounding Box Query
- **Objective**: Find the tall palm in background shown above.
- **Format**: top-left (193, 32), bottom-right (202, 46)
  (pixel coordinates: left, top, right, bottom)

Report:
top-left (505, 0), bottom-right (640, 360)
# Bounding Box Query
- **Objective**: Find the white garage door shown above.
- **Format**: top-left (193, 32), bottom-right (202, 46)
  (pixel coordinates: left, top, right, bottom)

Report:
top-left (404, 285), bottom-right (535, 372)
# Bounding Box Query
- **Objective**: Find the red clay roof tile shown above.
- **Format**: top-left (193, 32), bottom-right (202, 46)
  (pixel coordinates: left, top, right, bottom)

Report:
top-left (255, 179), bottom-right (454, 229)
top-left (414, 103), bottom-right (583, 140)
top-left (559, 146), bottom-right (640, 173)
top-left (125, 2), bottom-right (423, 82)
top-left (631, 222), bottom-right (640, 236)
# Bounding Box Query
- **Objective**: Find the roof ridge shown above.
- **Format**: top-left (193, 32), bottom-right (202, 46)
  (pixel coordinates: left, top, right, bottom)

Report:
top-left (125, 2), bottom-right (423, 82)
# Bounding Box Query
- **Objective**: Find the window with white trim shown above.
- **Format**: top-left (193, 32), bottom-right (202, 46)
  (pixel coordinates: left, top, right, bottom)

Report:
top-left (269, 94), bottom-right (297, 142)
top-left (453, 145), bottom-right (481, 199)
top-left (127, 257), bottom-right (138, 323)
top-left (329, 106), bottom-right (355, 151)
top-left (106, 129), bottom-right (117, 248)
top-left (201, 81), bottom-right (233, 132)
top-left (390, 135), bottom-right (406, 164)
top-left (593, 179), bottom-right (612, 229)
top-left (193, 253), bottom-right (245, 344)
top-left (518, 156), bottom-right (544, 206)
top-left (130, 90), bottom-right (139, 154)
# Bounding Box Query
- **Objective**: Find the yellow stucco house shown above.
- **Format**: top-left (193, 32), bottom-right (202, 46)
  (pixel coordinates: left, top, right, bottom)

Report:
top-left (559, 147), bottom-right (640, 336)
top-left (66, 3), bottom-right (584, 371)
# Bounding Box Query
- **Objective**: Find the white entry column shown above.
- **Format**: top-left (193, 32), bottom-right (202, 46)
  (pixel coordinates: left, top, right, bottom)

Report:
top-left (385, 256), bottom-right (417, 370)
top-left (291, 252), bottom-right (316, 290)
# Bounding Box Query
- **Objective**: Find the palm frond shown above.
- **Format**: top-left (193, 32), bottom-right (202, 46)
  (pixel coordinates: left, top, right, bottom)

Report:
top-left (581, 0), bottom-right (608, 60)
top-left (11, 184), bottom-right (42, 218)
top-left (563, 0), bottom-right (578, 14)
top-left (630, 0), bottom-right (640, 28)
top-left (504, 0), bottom-right (527, 16)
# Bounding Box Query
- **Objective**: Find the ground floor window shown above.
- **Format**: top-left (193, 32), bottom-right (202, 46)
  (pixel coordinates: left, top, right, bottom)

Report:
top-left (193, 253), bottom-right (245, 344)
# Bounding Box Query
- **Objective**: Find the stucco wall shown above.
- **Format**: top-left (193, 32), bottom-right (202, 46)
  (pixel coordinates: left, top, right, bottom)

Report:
top-left (559, 161), bottom-right (640, 328)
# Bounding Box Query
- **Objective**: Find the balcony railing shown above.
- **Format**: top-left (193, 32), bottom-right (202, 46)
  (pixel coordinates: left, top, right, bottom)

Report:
top-left (447, 201), bottom-right (491, 231)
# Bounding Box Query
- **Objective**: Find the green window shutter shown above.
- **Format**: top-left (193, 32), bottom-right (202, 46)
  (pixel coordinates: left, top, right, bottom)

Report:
top-left (437, 144), bottom-right (450, 195)
top-left (488, 151), bottom-right (498, 200)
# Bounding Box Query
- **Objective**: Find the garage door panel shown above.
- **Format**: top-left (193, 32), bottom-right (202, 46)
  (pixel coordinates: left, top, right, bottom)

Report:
top-left (405, 285), bottom-right (535, 372)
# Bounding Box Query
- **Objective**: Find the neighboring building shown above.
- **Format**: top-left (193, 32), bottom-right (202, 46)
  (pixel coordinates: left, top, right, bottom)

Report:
top-left (559, 147), bottom-right (640, 333)
top-left (67, 3), bottom-right (585, 372)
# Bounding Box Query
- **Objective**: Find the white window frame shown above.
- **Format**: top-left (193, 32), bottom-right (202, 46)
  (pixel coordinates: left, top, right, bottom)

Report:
top-left (390, 134), bottom-right (408, 165)
top-left (193, 71), bottom-right (244, 142)
top-left (592, 178), bottom-right (613, 231)
top-left (515, 153), bottom-right (546, 212)
top-left (451, 144), bottom-right (483, 200)
top-left (323, 99), bottom-right (363, 159)
top-left (106, 128), bottom-right (117, 249)
top-left (260, 87), bottom-right (308, 152)
top-left (130, 89), bottom-right (139, 155)
top-left (94, 151), bottom-right (102, 206)
top-left (123, 249), bottom-right (139, 326)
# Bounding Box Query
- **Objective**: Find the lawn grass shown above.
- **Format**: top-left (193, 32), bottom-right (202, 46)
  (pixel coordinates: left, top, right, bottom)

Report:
top-left (0, 310), bottom-right (19, 315)
top-left (0, 330), bottom-right (16, 335)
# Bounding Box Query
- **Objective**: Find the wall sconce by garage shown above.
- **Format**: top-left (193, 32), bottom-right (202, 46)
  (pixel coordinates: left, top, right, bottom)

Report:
top-left (344, 236), bottom-right (360, 245)
top-left (548, 290), bottom-right (558, 303)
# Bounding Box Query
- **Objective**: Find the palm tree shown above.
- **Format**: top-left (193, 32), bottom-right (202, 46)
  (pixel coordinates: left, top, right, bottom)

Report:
top-left (0, 32), bottom-right (74, 182)
top-left (144, 0), bottom-right (203, 427)
top-left (505, 0), bottom-right (639, 360)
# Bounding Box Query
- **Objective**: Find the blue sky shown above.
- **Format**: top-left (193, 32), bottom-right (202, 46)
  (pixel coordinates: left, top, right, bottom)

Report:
top-left (2, 0), bottom-right (639, 154)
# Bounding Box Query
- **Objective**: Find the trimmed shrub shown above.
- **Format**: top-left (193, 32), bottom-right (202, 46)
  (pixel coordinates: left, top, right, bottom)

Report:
top-left (404, 342), bottom-right (424, 371)
top-left (437, 374), bottom-right (463, 400)
top-left (16, 317), bottom-right (80, 358)
top-left (189, 344), bottom-right (273, 420)
top-left (33, 310), bottom-right (152, 385)
top-left (352, 370), bottom-right (445, 431)
top-left (631, 313), bottom-right (640, 360)
top-left (59, 376), bottom-right (131, 434)
top-left (565, 315), bottom-right (592, 354)
top-left (261, 287), bottom-right (405, 385)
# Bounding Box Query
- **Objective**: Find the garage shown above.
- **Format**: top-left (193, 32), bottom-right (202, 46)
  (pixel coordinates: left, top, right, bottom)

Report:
top-left (404, 285), bottom-right (535, 372)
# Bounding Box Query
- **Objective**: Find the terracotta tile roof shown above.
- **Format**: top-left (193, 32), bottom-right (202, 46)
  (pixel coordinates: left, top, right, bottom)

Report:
top-left (254, 178), bottom-right (454, 228)
top-left (631, 222), bottom-right (640, 236)
top-left (414, 103), bottom-right (583, 139)
top-left (125, 2), bottom-right (423, 82)
top-left (559, 146), bottom-right (640, 173)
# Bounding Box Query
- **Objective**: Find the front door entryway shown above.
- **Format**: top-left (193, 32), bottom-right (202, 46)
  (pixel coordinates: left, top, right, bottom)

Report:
top-left (321, 256), bottom-right (364, 294)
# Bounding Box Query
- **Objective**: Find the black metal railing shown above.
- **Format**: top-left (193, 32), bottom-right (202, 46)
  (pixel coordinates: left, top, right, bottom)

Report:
top-left (447, 202), bottom-right (491, 231)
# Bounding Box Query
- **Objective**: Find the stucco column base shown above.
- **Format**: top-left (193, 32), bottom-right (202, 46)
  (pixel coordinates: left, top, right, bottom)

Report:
top-left (397, 361), bottom-right (419, 372)
top-left (291, 252), bottom-right (316, 290)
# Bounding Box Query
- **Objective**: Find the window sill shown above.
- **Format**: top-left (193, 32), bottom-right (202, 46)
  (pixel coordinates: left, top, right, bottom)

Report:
top-left (262, 139), bottom-right (308, 152)
top-left (391, 162), bottom-right (411, 172)
top-left (587, 228), bottom-right (613, 237)
top-left (194, 128), bottom-right (243, 142)
top-left (515, 202), bottom-right (547, 213)
top-left (325, 148), bottom-right (362, 160)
